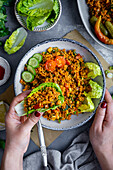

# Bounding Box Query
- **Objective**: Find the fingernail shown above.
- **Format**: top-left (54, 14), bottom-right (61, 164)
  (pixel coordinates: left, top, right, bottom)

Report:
top-left (101, 101), bottom-right (107, 108)
top-left (34, 111), bottom-right (41, 117)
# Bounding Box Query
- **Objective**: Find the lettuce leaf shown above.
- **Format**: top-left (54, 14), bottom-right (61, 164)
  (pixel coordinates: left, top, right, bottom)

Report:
top-left (47, 0), bottom-right (59, 23)
top-left (4, 27), bottom-right (27, 54)
top-left (78, 94), bottom-right (94, 113)
top-left (85, 62), bottom-right (101, 79)
top-left (85, 80), bottom-right (102, 98)
top-left (27, 12), bottom-right (51, 31)
top-left (15, 82), bottom-right (64, 117)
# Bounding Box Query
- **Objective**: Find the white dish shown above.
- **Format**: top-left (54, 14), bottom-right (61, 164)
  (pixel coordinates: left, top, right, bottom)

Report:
top-left (14, 38), bottom-right (106, 130)
top-left (14, 0), bottom-right (62, 32)
top-left (0, 102), bottom-right (9, 131)
top-left (77, 0), bottom-right (113, 51)
top-left (0, 57), bottom-right (11, 86)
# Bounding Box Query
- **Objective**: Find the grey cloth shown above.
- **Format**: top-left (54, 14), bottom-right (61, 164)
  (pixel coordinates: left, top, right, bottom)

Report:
top-left (23, 131), bottom-right (101, 170)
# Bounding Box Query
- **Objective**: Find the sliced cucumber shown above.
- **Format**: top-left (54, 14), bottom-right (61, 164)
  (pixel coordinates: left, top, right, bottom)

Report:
top-left (32, 53), bottom-right (42, 62)
top-left (28, 57), bottom-right (39, 68)
top-left (22, 71), bottom-right (34, 83)
top-left (27, 65), bottom-right (36, 76)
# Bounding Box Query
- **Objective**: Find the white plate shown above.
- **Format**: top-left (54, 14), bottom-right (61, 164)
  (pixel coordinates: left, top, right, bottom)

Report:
top-left (77, 0), bottom-right (113, 51)
top-left (0, 102), bottom-right (9, 131)
top-left (14, 38), bottom-right (106, 130)
top-left (14, 0), bottom-right (62, 32)
top-left (0, 57), bottom-right (11, 86)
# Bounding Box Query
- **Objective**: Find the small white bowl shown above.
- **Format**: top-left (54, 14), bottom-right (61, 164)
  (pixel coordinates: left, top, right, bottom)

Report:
top-left (0, 57), bottom-right (11, 86)
top-left (14, 0), bottom-right (62, 32)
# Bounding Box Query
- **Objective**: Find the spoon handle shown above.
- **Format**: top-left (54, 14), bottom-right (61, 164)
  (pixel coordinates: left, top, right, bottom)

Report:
top-left (37, 119), bottom-right (47, 167)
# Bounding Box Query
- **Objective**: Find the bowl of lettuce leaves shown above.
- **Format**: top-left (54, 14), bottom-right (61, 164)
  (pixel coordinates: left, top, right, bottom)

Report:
top-left (15, 0), bottom-right (62, 31)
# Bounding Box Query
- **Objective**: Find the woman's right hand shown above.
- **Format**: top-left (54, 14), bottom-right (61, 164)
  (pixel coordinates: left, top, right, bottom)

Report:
top-left (5, 91), bottom-right (43, 155)
top-left (89, 89), bottom-right (113, 170)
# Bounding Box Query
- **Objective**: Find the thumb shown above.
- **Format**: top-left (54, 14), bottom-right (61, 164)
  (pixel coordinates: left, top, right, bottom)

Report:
top-left (22, 111), bottom-right (43, 131)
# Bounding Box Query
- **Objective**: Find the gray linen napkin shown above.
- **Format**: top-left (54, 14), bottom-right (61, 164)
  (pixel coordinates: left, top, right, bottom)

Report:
top-left (23, 131), bottom-right (101, 170)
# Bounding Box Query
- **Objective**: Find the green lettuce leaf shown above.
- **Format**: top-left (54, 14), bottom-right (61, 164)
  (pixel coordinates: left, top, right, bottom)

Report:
top-left (4, 27), bottom-right (27, 54)
top-left (85, 62), bottom-right (101, 79)
top-left (47, 0), bottom-right (59, 23)
top-left (0, 1), bottom-right (4, 7)
top-left (0, 13), bottom-right (7, 20)
top-left (15, 82), bottom-right (64, 117)
top-left (85, 80), bottom-right (102, 98)
top-left (78, 94), bottom-right (94, 113)
top-left (27, 12), bottom-right (51, 31)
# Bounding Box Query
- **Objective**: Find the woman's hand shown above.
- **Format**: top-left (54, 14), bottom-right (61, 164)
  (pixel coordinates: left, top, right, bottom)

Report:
top-left (90, 89), bottom-right (113, 170)
top-left (5, 90), bottom-right (43, 154)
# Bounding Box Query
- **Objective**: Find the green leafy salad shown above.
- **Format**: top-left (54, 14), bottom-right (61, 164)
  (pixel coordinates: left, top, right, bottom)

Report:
top-left (0, 0), bottom-right (10, 42)
top-left (0, 0), bottom-right (16, 45)
top-left (16, 0), bottom-right (59, 31)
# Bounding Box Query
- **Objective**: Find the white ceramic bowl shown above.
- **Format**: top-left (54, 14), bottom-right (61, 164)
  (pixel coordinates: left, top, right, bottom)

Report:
top-left (14, 0), bottom-right (62, 32)
top-left (14, 38), bottom-right (106, 130)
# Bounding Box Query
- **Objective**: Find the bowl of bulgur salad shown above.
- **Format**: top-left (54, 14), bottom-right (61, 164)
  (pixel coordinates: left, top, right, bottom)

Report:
top-left (77, 0), bottom-right (113, 50)
top-left (14, 38), bottom-right (105, 130)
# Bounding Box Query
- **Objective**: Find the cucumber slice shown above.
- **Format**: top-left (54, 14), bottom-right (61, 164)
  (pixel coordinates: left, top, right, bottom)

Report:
top-left (27, 65), bottom-right (36, 76)
top-left (28, 57), bottom-right (39, 68)
top-left (32, 53), bottom-right (42, 62)
top-left (22, 71), bottom-right (34, 82)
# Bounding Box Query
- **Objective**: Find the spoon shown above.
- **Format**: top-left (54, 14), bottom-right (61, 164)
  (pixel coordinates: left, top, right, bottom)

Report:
top-left (37, 119), bottom-right (47, 167)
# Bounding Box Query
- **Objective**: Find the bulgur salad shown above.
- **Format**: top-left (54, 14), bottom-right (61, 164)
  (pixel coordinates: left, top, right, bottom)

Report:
top-left (15, 47), bottom-right (102, 123)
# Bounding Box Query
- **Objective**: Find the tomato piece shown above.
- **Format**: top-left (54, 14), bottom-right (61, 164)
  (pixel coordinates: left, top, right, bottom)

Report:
top-left (66, 60), bottom-right (71, 65)
top-left (76, 54), bottom-right (82, 59)
top-left (65, 83), bottom-right (70, 89)
top-left (55, 56), bottom-right (66, 68)
top-left (45, 60), bottom-right (56, 72)
top-left (34, 104), bottom-right (40, 110)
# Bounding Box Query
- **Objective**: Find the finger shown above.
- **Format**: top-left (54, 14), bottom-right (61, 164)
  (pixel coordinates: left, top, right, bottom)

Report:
top-left (8, 90), bottom-right (31, 114)
top-left (92, 103), bottom-right (106, 131)
top-left (104, 102), bottom-right (113, 127)
top-left (21, 111), bottom-right (43, 131)
top-left (104, 89), bottom-right (112, 103)
top-left (20, 115), bottom-right (30, 123)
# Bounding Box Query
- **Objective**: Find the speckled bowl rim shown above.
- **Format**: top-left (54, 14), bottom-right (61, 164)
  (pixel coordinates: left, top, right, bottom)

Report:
top-left (14, 38), bottom-right (106, 130)
top-left (14, 0), bottom-right (62, 32)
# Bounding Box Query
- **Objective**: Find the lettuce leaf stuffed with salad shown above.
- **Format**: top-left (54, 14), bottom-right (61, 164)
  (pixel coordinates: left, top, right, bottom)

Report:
top-left (85, 62), bottom-right (101, 79)
top-left (15, 82), bottom-right (64, 116)
top-left (78, 93), bottom-right (95, 113)
top-left (85, 80), bottom-right (103, 98)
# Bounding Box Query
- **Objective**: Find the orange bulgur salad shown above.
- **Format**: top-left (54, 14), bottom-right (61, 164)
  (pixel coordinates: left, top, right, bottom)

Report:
top-left (15, 47), bottom-right (102, 123)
